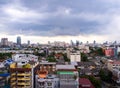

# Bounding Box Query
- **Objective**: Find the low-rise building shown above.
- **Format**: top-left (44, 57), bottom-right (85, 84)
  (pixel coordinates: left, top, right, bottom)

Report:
top-left (70, 51), bottom-right (81, 62)
top-left (107, 60), bottom-right (120, 71)
top-left (104, 48), bottom-right (117, 57)
top-left (79, 78), bottom-right (95, 88)
top-left (77, 62), bottom-right (98, 76)
top-left (0, 65), bottom-right (10, 88)
top-left (35, 70), bottom-right (59, 88)
top-left (112, 67), bottom-right (120, 83)
top-left (12, 54), bottom-right (38, 62)
top-left (56, 65), bottom-right (79, 88)
top-left (40, 61), bottom-right (56, 74)
top-left (78, 45), bottom-right (90, 53)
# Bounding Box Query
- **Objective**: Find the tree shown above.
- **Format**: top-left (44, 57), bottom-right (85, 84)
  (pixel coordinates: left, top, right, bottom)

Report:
top-left (99, 69), bottom-right (113, 83)
top-left (63, 53), bottom-right (70, 62)
top-left (81, 53), bottom-right (89, 62)
top-left (96, 48), bottom-right (105, 56)
top-left (46, 56), bottom-right (56, 62)
top-left (0, 53), bottom-right (12, 59)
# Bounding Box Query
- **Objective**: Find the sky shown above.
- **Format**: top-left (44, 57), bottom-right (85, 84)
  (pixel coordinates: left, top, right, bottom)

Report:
top-left (0, 0), bottom-right (120, 44)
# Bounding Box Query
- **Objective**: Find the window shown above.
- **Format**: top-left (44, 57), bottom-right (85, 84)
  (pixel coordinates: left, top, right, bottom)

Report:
top-left (47, 82), bottom-right (52, 86)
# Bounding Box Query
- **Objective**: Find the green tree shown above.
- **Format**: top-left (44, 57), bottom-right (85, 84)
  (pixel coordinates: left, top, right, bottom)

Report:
top-left (63, 53), bottom-right (70, 62)
top-left (0, 53), bottom-right (12, 59)
top-left (81, 53), bottom-right (89, 62)
top-left (46, 56), bottom-right (56, 62)
top-left (96, 48), bottom-right (105, 56)
top-left (99, 69), bottom-right (113, 82)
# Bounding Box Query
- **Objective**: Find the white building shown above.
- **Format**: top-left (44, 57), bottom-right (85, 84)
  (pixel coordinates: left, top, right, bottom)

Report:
top-left (35, 74), bottom-right (59, 88)
top-left (112, 67), bottom-right (120, 83)
top-left (78, 45), bottom-right (90, 53)
top-left (66, 48), bottom-right (73, 58)
top-left (107, 60), bottom-right (120, 71)
top-left (0, 62), bottom-right (4, 68)
top-left (70, 51), bottom-right (81, 62)
top-left (117, 47), bottom-right (120, 54)
top-left (107, 60), bottom-right (120, 83)
top-left (12, 54), bottom-right (38, 63)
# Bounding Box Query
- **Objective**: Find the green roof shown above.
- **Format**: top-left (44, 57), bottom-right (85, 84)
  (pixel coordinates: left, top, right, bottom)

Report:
top-left (57, 71), bottom-right (74, 75)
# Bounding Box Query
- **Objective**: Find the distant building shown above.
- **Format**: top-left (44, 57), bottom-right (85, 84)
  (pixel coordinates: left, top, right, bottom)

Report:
top-left (104, 47), bottom-right (118, 57)
top-left (93, 40), bottom-right (96, 44)
top-left (66, 48), bottom-right (73, 59)
top-left (105, 48), bottom-right (114, 57)
top-left (78, 45), bottom-right (90, 53)
top-left (1, 38), bottom-right (8, 46)
top-left (28, 40), bottom-right (30, 46)
top-left (70, 51), bottom-right (81, 62)
top-left (17, 36), bottom-right (21, 45)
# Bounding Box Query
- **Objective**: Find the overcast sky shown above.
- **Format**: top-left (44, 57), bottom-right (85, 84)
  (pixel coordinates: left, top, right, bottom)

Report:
top-left (0, 0), bottom-right (120, 43)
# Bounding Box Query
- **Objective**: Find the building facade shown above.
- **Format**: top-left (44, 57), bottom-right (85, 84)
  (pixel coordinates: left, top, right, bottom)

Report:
top-left (1, 38), bottom-right (8, 46)
top-left (17, 36), bottom-right (21, 45)
top-left (70, 51), bottom-right (81, 62)
top-left (56, 65), bottom-right (79, 88)
top-left (35, 71), bottom-right (59, 88)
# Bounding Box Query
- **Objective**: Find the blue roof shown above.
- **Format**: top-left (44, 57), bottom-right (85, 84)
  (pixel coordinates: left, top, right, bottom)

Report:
top-left (0, 73), bottom-right (10, 77)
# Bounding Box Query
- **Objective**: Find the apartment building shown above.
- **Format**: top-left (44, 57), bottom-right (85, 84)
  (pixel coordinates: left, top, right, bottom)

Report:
top-left (0, 64), bottom-right (10, 88)
top-left (112, 67), bottom-right (120, 83)
top-left (35, 70), bottom-right (59, 88)
top-left (107, 60), bottom-right (120, 71)
top-left (40, 61), bottom-right (56, 74)
top-left (70, 51), bottom-right (81, 62)
top-left (56, 65), bottom-right (79, 88)
top-left (10, 54), bottom-right (39, 88)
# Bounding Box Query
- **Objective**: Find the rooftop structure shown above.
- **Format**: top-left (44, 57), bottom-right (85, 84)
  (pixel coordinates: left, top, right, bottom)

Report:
top-left (35, 70), bottom-right (59, 88)
top-left (79, 78), bottom-right (94, 88)
top-left (40, 61), bottom-right (56, 74)
top-left (56, 65), bottom-right (79, 88)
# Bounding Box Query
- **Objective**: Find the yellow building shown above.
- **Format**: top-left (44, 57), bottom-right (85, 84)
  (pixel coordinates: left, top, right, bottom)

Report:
top-left (10, 62), bottom-right (39, 88)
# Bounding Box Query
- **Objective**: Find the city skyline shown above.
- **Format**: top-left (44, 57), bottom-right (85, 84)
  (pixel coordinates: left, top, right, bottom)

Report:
top-left (0, 0), bottom-right (120, 43)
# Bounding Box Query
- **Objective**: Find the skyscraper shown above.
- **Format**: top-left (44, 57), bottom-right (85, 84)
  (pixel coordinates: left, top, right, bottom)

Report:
top-left (28, 40), bottom-right (30, 45)
top-left (1, 38), bottom-right (8, 46)
top-left (17, 36), bottom-right (21, 45)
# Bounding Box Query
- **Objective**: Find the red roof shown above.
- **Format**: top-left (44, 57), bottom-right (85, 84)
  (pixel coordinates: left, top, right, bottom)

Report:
top-left (79, 78), bottom-right (95, 88)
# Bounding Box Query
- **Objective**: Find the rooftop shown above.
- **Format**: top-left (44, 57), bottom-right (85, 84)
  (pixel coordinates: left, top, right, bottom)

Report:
top-left (56, 65), bottom-right (75, 70)
top-left (79, 78), bottom-right (95, 88)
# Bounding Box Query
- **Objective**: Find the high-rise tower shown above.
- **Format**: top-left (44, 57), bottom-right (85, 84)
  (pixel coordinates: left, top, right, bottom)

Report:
top-left (17, 36), bottom-right (21, 45)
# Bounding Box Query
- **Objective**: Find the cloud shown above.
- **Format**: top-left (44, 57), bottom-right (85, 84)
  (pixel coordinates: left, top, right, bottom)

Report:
top-left (0, 0), bottom-right (120, 43)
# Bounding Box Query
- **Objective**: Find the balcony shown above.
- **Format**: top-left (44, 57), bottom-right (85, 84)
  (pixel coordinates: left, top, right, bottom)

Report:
top-left (11, 82), bottom-right (16, 86)
top-left (11, 77), bottom-right (16, 81)
top-left (11, 73), bottom-right (16, 76)
top-left (17, 73), bottom-right (31, 76)
top-left (17, 82), bottom-right (30, 86)
top-left (17, 78), bottom-right (30, 81)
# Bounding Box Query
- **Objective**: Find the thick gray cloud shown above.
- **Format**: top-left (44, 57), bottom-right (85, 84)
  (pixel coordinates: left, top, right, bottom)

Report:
top-left (0, 0), bottom-right (120, 38)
